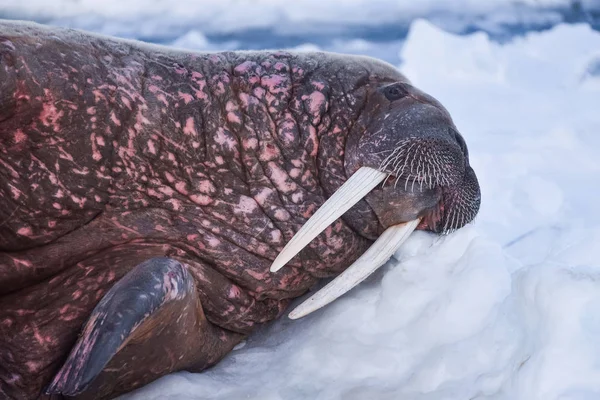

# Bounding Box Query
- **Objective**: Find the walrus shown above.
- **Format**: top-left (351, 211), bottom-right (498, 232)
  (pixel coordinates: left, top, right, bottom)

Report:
top-left (0, 20), bottom-right (480, 399)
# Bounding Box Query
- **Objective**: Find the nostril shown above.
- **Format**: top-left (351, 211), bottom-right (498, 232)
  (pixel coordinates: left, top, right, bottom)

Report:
top-left (449, 127), bottom-right (469, 158)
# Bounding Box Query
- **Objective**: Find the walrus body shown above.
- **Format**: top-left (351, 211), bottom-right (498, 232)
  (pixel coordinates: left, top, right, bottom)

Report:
top-left (0, 21), bottom-right (480, 399)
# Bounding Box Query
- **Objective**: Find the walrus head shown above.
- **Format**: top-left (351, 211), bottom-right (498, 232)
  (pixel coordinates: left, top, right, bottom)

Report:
top-left (349, 80), bottom-right (481, 233)
top-left (272, 77), bottom-right (480, 319)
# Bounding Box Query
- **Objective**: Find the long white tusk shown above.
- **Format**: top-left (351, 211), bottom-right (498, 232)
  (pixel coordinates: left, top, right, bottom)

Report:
top-left (270, 167), bottom-right (387, 273)
top-left (288, 218), bottom-right (420, 320)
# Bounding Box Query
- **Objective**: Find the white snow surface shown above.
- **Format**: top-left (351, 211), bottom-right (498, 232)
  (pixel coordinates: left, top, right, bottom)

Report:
top-left (113, 20), bottom-right (600, 400)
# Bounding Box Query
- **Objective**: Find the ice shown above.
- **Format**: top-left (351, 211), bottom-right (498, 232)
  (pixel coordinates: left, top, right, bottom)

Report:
top-left (115, 20), bottom-right (600, 400)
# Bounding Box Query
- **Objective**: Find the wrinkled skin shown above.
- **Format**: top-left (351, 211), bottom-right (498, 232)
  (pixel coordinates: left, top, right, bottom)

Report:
top-left (0, 21), bottom-right (480, 399)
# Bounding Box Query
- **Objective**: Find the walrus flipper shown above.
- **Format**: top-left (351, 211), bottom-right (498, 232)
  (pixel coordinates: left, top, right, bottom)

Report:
top-left (45, 257), bottom-right (201, 397)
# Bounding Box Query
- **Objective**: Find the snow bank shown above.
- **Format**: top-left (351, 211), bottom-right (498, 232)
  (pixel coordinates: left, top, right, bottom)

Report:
top-left (121, 20), bottom-right (600, 400)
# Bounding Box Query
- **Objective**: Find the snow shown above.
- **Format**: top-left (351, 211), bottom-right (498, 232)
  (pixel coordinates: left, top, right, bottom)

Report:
top-left (120, 19), bottom-right (600, 400)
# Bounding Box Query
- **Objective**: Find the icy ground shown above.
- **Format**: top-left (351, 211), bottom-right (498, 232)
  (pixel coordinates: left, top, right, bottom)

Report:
top-left (120, 20), bottom-right (600, 400)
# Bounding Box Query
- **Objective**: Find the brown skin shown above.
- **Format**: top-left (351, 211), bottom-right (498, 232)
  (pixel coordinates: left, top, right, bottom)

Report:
top-left (0, 21), bottom-right (480, 399)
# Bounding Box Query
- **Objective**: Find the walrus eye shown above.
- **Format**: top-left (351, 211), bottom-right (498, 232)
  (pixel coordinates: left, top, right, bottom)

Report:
top-left (383, 83), bottom-right (409, 101)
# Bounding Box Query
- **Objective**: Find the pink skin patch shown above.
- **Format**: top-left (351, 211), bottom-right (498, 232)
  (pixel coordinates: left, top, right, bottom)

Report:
top-left (70, 195), bottom-right (87, 208)
top-left (17, 226), bottom-right (32, 237)
top-left (39, 92), bottom-right (64, 131)
top-left (214, 128), bottom-right (237, 150)
top-left (213, 81), bottom-right (226, 96)
top-left (307, 91), bottom-right (326, 115)
top-left (164, 172), bottom-right (175, 183)
top-left (253, 87), bottom-right (266, 99)
top-left (9, 184), bottom-right (23, 200)
top-left (267, 162), bottom-right (297, 193)
top-left (148, 85), bottom-right (170, 106)
top-left (238, 92), bottom-right (260, 107)
top-left (158, 186), bottom-right (174, 196)
top-left (225, 101), bottom-right (238, 112)
top-left (110, 111), bottom-right (121, 126)
top-left (253, 187), bottom-right (274, 205)
top-left (274, 209), bottom-right (291, 221)
top-left (270, 230), bottom-right (282, 242)
top-left (183, 117), bottom-right (198, 136)
top-left (13, 129), bottom-right (27, 144)
top-left (274, 61), bottom-right (287, 71)
top-left (225, 101), bottom-right (242, 124)
top-left (235, 196), bottom-right (258, 214)
top-left (302, 204), bottom-right (317, 218)
top-left (289, 168), bottom-right (301, 178)
top-left (189, 72), bottom-right (209, 100)
top-left (246, 269), bottom-right (268, 281)
top-left (121, 96), bottom-right (132, 110)
top-left (1, 318), bottom-right (14, 328)
top-left (92, 89), bottom-right (107, 103)
top-left (25, 361), bottom-right (43, 373)
top-left (147, 140), bottom-right (157, 155)
top-left (156, 94), bottom-right (168, 106)
top-left (243, 138), bottom-right (258, 150)
top-left (197, 180), bottom-right (216, 194)
top-left (58, 304), bottom-right (80, 321)
top-left (190, 194), bottom-right (213, 206)
top-left (261, 75), bottom-right (285, 92)
top-left (58, 148), bottom-right (74, 162)
top-left (308, 125), bottom-right (319, 157)
top-left (175, 181), bottom-right (188, 195)
top-left (207, 237), bottom-right (221, 247)
top-left (258, 143), bottom-right (281, 162)
top-left (174, 65), bottom-right (188, 75)
top-left (291, 192), bottom-right (304, 203)
top-left (0, 159), bottom-right (19, 179)
top-left (228, 286), bottom-right (242, 299)
top-left (312, 81), bottom-right (325, 90)
top-left (178, 91), bottom-right (194, 104)
top-left (32, 326), bottom-right (54, 346)
top-left (234, 61), bottom-right (256, 74)
top-left (227, 112), bottom-right (241, 124)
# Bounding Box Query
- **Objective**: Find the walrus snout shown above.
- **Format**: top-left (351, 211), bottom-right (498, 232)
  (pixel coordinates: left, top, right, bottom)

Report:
top-left (367, 121), bottom-right (479, 233)
top-left (345, 81), bottom-right (480, 234)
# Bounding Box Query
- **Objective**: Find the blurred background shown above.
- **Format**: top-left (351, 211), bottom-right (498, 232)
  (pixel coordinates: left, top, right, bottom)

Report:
top-left (0, 0), bottom-right (599, 63)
